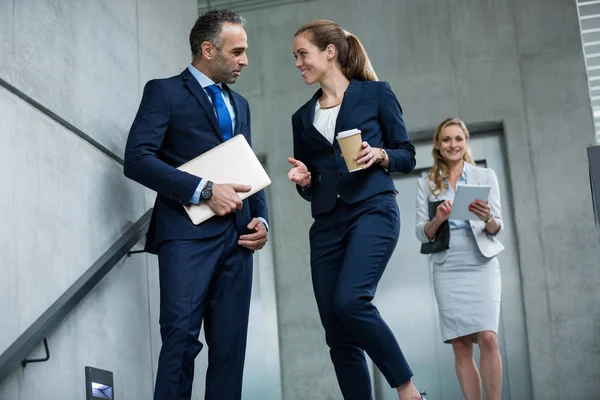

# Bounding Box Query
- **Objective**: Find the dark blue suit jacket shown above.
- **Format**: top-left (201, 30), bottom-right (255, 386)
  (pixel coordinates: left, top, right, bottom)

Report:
top-left (292, 79), bottom-right (416, 216)
top-left (124, 68), bottom-right (269, 253)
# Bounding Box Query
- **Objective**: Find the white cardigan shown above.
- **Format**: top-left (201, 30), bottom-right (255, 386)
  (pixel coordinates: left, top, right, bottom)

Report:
top-left (415, 162), bottom-right (505, 263)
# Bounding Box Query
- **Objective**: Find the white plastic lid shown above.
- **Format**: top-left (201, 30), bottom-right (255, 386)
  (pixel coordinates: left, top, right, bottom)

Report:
top-left (336, 129), bottom-right (361, 140)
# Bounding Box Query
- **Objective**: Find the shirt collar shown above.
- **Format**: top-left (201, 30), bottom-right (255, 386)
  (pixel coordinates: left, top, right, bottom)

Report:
top-left (188, 64), bottom-right (222, 90)
top-left (460, 163), bottom-right (468, 180)
top-left (438, 161), bottom-right (471, 182)
top-left (438, 161), bottom-right (468, 179)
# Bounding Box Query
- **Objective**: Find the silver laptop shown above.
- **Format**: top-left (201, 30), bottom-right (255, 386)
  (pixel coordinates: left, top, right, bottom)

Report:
top-left (177, 135), bottom-right (271, 225)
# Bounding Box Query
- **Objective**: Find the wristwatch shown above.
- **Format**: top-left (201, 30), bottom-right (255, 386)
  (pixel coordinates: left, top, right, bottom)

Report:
top-left (484, 214), bottom-right (494, 224)
top-left (377, 148), bottom-right (388, 164)
top-left (200, 181), bottom-right (213, 201)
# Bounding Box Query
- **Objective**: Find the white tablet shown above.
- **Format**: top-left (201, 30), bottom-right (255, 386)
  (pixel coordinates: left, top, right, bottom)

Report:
top-left (449, 184), bottom-right (491, 221)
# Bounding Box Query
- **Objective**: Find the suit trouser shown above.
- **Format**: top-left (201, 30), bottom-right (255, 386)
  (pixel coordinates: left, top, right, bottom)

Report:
top-left (310, 192), bottom-right (413, 400)
top-left (153, 221), bottom-right (253, 400)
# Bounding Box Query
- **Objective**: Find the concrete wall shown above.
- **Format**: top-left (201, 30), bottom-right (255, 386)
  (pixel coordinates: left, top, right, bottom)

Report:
top-left (3, 1), bottom-right (600, 399)
top-left (0, 0), bottom-right (196, 399)
top-left (234, 0), bottom-right (600, 399)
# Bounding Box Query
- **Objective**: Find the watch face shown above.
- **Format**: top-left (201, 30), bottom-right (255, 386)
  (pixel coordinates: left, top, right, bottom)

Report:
top-left (201, 181), bottom-right (213, 200)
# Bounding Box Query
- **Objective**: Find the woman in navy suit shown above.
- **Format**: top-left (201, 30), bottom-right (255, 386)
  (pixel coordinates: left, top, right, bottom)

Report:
top-left (287, 19), bottom-right (424, 400)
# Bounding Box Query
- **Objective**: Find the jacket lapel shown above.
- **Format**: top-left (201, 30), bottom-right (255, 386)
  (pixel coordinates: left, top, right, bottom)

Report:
top-left (334, 79), bottom-right (364, 135)
top-left (464, 162), bottom-right (478, 184)
top-left (181, 68), bottom-right (223, 141)
top-left (223, 84), bottom-right (241, 135)
top-left (302, 89), bottom-right (334, 148)
top-left (301, 89), bottom-right (319, 129)
top-left (301, 80), bottom-right (365, 148)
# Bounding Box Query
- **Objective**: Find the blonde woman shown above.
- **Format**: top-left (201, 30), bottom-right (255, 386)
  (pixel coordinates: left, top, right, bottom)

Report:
top-left (415, 118), bottom-right (504, 400)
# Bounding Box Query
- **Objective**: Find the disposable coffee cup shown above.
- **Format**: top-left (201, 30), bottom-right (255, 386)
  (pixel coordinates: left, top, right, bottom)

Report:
top-left (336, 128), bottom-right (363, 172)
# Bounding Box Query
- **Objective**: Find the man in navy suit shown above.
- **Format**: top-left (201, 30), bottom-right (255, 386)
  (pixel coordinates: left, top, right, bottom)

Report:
top-left (123, 9), bottom-right (269, 400)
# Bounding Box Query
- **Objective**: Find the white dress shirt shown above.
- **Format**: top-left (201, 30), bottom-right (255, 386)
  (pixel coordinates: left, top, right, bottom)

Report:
top-left (313, 102), bottom-right (341, 144)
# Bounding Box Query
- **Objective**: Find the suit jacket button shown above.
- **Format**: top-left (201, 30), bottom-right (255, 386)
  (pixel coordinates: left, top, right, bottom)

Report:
top-left (333, 169), bottom-right (338, 175)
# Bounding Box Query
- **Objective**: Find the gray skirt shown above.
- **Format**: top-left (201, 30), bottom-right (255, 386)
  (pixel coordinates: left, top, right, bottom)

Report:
top-left (432, 228), bottom-right (501, 344)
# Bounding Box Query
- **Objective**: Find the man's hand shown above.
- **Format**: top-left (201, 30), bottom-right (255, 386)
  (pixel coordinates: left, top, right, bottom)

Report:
top-left (207, 183), bottom-right (251, 216)
top-left (238, 218), bottom-right (268, 251)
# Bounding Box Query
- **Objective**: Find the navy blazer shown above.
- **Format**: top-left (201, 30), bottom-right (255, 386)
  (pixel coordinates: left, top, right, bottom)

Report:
top-left (124, 68), bottom-right (269, 253)
top-left (292, 79), bottom-right (416, 216)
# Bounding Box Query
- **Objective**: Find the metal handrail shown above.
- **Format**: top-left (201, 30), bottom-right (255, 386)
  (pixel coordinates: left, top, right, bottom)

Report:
top-left (0, 209), bottom-right (152, 384)
top-left (0, 77), bottom-right (123, 166)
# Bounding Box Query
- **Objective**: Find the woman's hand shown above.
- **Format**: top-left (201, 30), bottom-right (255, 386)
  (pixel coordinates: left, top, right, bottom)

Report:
top-left (287, 157), bottom-right (311, 187)
top-left (354, 142), bottom-right (382, 169)
top-left (435, 200), bottom-right (452, 223)
top-left (424, 199), bottom-right (452, 241)
top-left (468, 199), bottom-right (492, 221)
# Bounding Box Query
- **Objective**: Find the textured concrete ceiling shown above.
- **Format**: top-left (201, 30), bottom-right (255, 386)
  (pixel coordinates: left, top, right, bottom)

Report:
top-left (198, 0), bottom-right (317, 13)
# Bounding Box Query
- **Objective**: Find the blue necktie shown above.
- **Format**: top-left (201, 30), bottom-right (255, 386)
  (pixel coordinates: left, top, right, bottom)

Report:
top-left (205, 84), bottom-right (233, 141)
